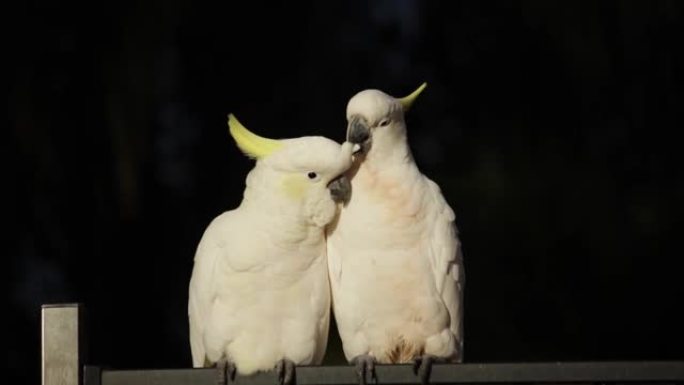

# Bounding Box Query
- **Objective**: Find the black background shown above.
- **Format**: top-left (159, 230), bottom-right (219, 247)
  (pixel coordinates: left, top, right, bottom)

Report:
top-left (8, 1), bottom-right (684, 384)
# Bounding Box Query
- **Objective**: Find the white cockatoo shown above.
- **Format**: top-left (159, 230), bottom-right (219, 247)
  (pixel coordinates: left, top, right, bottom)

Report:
top-left (326, 84), bottom-right (465, 385)
top-left (189, 114), bottom-right (354, 385)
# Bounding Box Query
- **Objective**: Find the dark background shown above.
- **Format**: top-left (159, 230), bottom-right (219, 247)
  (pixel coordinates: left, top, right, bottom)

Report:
top-left (8, 1), bottom-right (684, 384)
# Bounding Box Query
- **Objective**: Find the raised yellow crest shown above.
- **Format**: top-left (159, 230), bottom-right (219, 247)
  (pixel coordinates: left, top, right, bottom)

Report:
top-left (398, 82), bottom-right (427, 111)
top-left (227, 114), bottom-right (283, 159)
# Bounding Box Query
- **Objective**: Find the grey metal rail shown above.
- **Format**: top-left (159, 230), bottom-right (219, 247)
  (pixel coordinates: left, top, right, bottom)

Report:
top-left (43, 303), bottom-right (684, 385)
top-left (84, 361), bottom-right (684, 385)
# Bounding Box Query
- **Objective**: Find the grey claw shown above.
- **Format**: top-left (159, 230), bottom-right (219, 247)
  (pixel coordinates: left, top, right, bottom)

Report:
top-left (216, 358), bottom-right (236, 385)
top-left (275, 359), bottom-right (296, 385)
top-left (413, 355), bottom-right (435, 385)
top-left (351, 355), bottom-right (376, 385)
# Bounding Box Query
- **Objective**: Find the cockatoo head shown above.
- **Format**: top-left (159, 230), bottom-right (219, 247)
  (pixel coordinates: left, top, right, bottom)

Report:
top-left (228, 114), bottom-right (354, 227)
top-left (345, 83), bottom-right (426, 156)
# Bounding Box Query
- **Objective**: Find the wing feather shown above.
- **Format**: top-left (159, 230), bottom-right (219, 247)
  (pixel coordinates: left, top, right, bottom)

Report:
top-left (188, 212), bottom-right (233, 367)
top-left (425, 178), bottom-right (465, 360)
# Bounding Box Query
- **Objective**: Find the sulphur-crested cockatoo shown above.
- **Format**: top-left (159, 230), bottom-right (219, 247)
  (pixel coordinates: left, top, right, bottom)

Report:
top-left (189, 114), bottom-right (354, 385)
top-left (326, 84), bottom-right (464, 385)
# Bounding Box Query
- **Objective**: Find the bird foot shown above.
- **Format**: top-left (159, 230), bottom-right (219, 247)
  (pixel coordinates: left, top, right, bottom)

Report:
top-left (413, 354), bottom-right (443, 385)
top-left (350, 354), bottom-right (376, 385)
top-left (216, 358), bottom-right (236, 385)
top-left (275, 358), bottom-right (296, 385)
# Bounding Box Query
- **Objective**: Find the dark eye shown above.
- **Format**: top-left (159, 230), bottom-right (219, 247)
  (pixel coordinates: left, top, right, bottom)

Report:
top-left (379, 118), bottom-right (391, 127)
top-left (307, 172), bottom-right (318, 180)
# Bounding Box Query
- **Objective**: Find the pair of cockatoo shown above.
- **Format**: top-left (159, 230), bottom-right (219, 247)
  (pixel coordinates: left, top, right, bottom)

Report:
top-left (188, 84), bottom-right (464, 385)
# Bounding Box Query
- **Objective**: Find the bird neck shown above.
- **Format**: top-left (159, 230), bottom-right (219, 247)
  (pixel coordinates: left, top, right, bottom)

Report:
top-left (240, 197), bottom-right (325, 248)
top-left (365, 131), bottom-right (415, 169)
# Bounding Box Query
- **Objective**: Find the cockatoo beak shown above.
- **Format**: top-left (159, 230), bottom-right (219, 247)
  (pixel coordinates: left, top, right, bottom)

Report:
top-left (346, 115), bottom-right (371, 152)
top-left (328, 175), bottom-right (351, 203)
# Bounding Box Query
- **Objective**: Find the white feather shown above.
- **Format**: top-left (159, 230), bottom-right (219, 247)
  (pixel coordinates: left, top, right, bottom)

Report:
top-left (327, 88), bottom-right (464, 363)
top-left (189, 135), bottom-right (353, 374)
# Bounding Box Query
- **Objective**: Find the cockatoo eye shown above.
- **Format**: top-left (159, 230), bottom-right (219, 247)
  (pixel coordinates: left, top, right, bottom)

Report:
top-left (307, 172), bottom-right (318, 180)
top-left (378, 118), bottom-right (391, 127)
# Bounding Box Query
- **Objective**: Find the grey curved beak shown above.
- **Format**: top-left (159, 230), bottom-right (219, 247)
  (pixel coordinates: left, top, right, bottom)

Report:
top-left (347, 115), bottom-right (370, 145)
top-left (328, 175), bottom-right (351, 204)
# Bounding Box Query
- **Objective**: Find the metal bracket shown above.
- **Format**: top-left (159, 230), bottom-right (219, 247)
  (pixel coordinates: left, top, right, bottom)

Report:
top-left (42, 303), bottom-right (84, 385)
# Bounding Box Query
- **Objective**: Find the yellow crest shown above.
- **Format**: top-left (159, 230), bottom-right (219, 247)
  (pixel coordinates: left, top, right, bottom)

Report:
top-left (227, 114), bottom-right (283, 159)
top-left (398, 82), bottom-right (427, 111)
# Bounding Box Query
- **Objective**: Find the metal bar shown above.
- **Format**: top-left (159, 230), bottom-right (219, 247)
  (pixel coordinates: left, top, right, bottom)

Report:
top-left (42, 303), bottom-right (83, 385)
top-left (83, 366), bottom-right (101, 385)
top-left (95, 361), bottom-right (684, 385)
